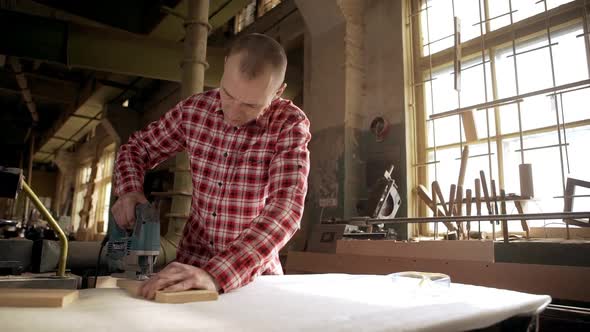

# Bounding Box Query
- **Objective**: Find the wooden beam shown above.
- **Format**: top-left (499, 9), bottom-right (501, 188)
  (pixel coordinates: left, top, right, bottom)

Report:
top-left (0, 289), bottom-right (79, 308)
top-left (0, 71), bottom-right (78, 104)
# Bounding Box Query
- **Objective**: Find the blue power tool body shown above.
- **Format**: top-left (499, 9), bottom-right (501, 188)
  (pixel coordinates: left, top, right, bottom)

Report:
top-left (106, 202), bottom-right (160, 280)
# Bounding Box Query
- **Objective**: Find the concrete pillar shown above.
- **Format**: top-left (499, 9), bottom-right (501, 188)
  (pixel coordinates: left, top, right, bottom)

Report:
top-left (296, 0), bottom-right (409, 239)
top-left (295, 0), bottom-right (366, 220)
top-left (163, 0), bottom-right (210, 264)
top-left (361, 0), bottom-right (410, 238)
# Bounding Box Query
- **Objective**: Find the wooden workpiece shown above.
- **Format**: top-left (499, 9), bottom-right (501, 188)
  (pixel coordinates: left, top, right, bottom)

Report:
top-left (117, 279), bottom-right (218, 303)
top-left (0, 289), bottom-right (79, 308)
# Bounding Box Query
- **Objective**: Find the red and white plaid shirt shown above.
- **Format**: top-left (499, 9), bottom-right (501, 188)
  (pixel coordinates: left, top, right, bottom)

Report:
top-left (114, 89), bottom-right (311, 292)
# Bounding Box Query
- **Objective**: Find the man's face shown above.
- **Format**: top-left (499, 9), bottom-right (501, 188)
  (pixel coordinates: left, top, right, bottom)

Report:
top-left (219, 53), bottom-right (284, 127)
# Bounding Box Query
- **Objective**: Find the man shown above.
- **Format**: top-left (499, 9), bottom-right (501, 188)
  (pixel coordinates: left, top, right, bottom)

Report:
top-left (111, 33), bottom-right (311, 298)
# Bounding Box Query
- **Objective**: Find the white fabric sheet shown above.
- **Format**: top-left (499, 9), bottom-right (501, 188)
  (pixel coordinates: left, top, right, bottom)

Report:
top-left (0, 273), bottom-right (551, 332)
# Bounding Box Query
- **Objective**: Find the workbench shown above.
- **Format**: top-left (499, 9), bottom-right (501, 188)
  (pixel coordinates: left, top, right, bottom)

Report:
top-left (0, 274), bottom-right (550, 331)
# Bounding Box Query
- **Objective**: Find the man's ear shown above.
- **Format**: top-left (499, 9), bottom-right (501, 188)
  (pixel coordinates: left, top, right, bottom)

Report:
top-left (275, 83), bottom-right (287, 99)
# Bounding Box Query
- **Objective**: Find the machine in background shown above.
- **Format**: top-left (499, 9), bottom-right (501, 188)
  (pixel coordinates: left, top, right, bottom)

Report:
top-left (308, 165), bottom-right (402, 253)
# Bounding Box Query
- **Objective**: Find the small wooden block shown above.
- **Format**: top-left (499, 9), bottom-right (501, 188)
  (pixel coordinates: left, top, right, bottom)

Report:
top-left (155, 289), bottom-right (218, 303)
top-left (0, 288), bottom-right (79, 308)
top-left (117, 278), bottom-right (142, 296)
top-left (116, 279), bottom-right (218, 303)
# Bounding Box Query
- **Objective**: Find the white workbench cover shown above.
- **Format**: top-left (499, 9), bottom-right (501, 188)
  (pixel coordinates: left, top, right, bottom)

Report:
top-left (0, 273), bottom-right (551, 331)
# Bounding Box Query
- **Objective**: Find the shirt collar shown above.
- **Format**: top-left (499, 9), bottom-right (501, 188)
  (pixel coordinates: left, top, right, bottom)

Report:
top-left (212, 88), bottom-right (277, 130)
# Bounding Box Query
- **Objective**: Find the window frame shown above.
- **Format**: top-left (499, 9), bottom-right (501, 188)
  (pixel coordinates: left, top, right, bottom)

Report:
top-left (409, 0), bottom-right (590, 237)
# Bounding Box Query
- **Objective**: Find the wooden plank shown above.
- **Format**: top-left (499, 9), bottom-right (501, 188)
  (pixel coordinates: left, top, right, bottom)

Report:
top-left (87, 276), bottom-right (120, 288)
top-left (335, 239), bottom-right (494, 262)
top-left (117, 279), bottom-right (218, 303)
top-left (0, 289), bottom-right (79, 308)
top-left (461, 111), bottom-right (478, 142)
top-left (285, 251), bottom-right (590, 302)
top-left (155, 290), bottom-right (218, 304)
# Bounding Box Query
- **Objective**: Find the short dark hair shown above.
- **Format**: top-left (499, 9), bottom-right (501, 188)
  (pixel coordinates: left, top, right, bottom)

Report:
top-left (227, 33), bottom-right (287, 80)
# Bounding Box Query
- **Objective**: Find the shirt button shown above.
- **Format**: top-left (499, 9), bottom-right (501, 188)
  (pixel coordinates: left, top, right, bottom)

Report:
top-left (209, 241), bottom-right (214, 246)
top-left (233, 126), bottom-right (238, 131)
top-left (218, 182), bottom-right (222, 187)
top-left (212, 212), bottom-right (217, 217)
top-left (223, 152), bottom-right (228, 157)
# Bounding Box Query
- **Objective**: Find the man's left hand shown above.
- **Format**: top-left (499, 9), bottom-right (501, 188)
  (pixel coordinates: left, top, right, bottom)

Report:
top-left (139, 262), bottom-right (220, 300)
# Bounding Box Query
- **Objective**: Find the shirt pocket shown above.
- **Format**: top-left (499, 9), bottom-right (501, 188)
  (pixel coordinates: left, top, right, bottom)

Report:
top-left (232, 149), bottom-right (274, 188)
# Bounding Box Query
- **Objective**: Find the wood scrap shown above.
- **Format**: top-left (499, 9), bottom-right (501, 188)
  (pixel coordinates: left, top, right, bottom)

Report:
top-left (0, 289), bottom-right (79, 308)
top-left (431, 181), bottom-right (457, 232)
top-left (479, 171), bottom-right (493, 215)
top-left (475, 178), bottom-right (482, 238)
top-left (455, 185), bottom-right (464, 238)
top-left (448, 184), bottom-right (457, 217)
top-left (432, 181), bottom-right (450, 216)
top-left (514, 200), bottom-right (529, 239)
top-left (490, 179), bottom-right (499, 240)
top-left (461, 111), bottom-right (478, 142)
top-left (466, 189), bottom-right (472, 238)
top-left (417, 184), bottom-right (447, 217)
top-left (457, 146), bottom-right (469, 188)
top-left (116, 278), bottom-right (218, 304)
top-left (500, 189), bottom-right (509, 243)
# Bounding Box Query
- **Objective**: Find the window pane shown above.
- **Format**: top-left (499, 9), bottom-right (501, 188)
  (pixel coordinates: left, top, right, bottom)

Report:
top-left (552, 25), bottom-right (589, 86)
top-left (459, 58), bottom-right (493, 107)
top-left (512, 0), bottom-right (575, 24)
top-left (493, 46), bottom-right (518, 98)
top-left (421, 0), bottom-right (454, 55)
top-left (561, 88), bottom-right (590, 125)
top-left (566, 126), bottom-right (590, 177)
top-left (499, 103), bottom-right (522, 134)
top-left (514, 38), bottom-right (554, 94)
top-left (103, 182), bottom-right (112, 232)
top-left (431, 115), bottom-right (461, 147)
top-left (431, 67), bottom-right (458, 114)
top-left (488, 0), bottom-right (512, 31)
top-left (520, 95), bottom-right (556, 131)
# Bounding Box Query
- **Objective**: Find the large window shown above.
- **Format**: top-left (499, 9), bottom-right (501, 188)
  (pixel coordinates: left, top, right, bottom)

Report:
top-left (234, 0), bottom-right (282, 33)
top-left (411, 0), bottom-right (590, 234)
top-left (72, 144), bottom-right (115, 235)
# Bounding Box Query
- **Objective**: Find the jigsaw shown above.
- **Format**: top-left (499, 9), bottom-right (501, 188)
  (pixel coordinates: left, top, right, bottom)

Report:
top-left (106, 203), bottom-right (160, 280)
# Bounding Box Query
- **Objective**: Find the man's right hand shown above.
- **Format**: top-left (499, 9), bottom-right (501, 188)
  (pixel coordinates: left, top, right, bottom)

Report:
top-left (111, 192), bottom-right (148, 229)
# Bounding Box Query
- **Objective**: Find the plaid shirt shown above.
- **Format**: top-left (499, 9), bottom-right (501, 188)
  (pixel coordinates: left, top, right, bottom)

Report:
top-left (114, 89), bottom-right (311, 292)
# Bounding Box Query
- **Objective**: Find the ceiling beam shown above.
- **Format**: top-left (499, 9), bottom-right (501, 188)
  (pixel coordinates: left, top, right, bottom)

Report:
top-left (150, 0), bottom-right (249, 41)
top-left (0, 9), bottom-right (225, 84)
top-left (0, 70), bottom-right (78, 104)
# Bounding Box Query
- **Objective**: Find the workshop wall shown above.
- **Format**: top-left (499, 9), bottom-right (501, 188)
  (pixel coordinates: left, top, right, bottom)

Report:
top-left (297, 0), bottom-right (409, 242)
top-left (362, 0), bottom-right (409, 237)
